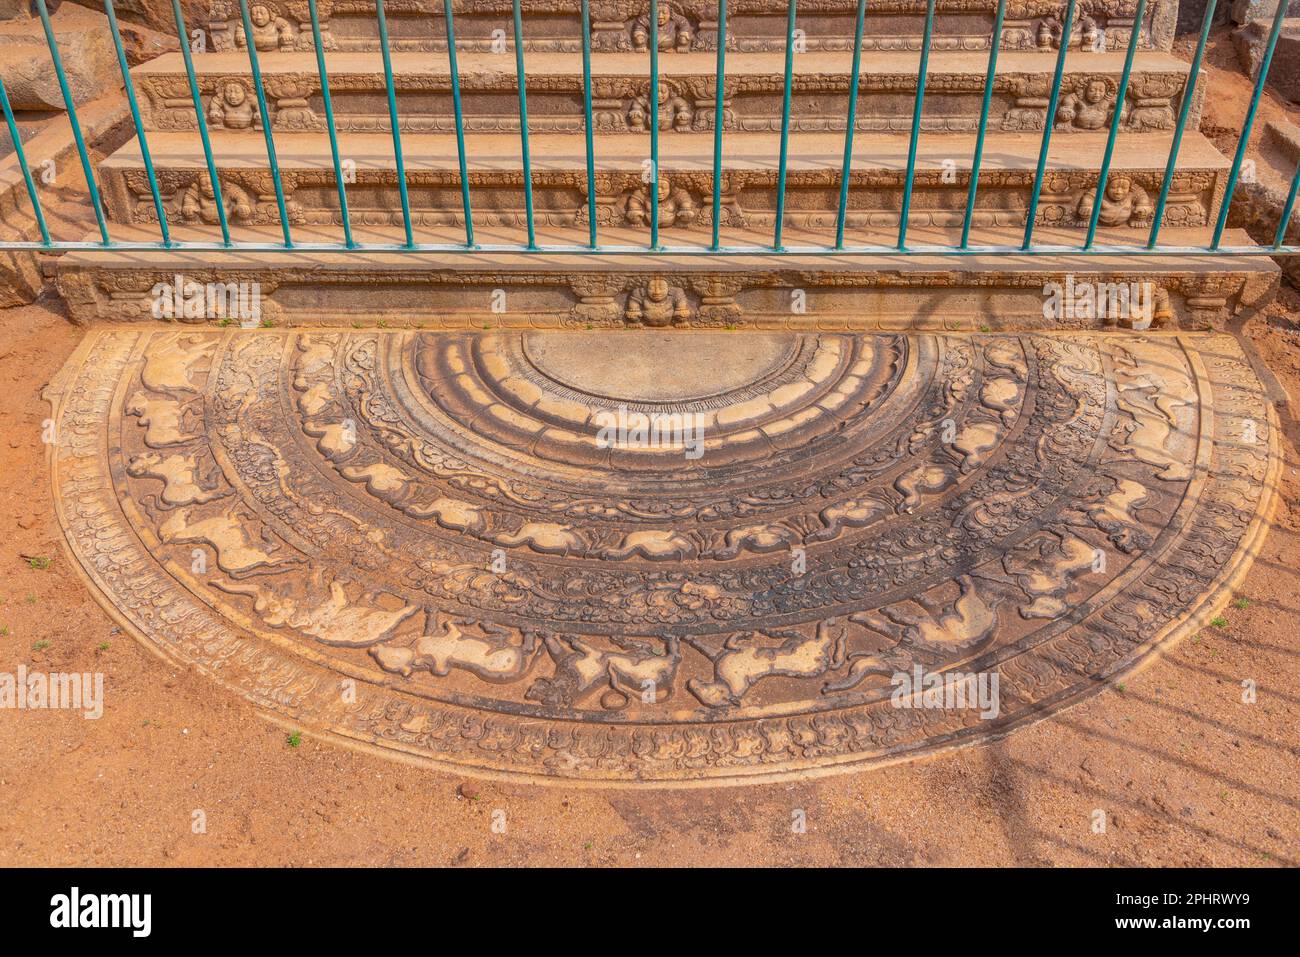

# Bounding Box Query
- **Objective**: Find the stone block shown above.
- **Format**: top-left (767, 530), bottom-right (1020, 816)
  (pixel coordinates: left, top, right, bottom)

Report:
top-left (0, 4), bottom-right (119, 111)
top-left (1233, 18), bottom-right (1300, 103)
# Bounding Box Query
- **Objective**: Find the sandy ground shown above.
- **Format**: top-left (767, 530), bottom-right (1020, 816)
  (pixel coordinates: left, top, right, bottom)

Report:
top-left (0, 294), bottom-right (1296, 868)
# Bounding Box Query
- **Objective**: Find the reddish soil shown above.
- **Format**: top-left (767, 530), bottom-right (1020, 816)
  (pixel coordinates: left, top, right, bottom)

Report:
top-left (0, 294), bottom-right (1296, 867)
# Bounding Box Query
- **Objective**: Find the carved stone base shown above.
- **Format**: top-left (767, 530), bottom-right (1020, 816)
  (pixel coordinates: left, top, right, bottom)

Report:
top-left (46, 326), bottom-right (1276, 783)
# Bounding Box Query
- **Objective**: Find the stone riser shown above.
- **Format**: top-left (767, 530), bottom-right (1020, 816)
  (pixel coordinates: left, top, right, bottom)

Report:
top-left (99, 162), bottom-right (1226, 239)
top-left (206, 0), bottom-right (1174, 55)
top-left (139, 59), bottom-right (1201, 138)
top-left (56, 236), bottom-right (1275, 331)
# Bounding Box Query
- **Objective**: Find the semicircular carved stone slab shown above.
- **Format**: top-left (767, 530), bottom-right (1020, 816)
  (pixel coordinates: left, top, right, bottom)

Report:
top-left (46, 329), bottom-right (1278, 785)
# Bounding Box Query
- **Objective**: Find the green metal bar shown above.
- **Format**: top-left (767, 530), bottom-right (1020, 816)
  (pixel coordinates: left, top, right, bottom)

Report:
top-left (1275, 163), bottom-right (1300, 249)
top-left (1022, 0), bottom-right (1076, 251)
top-left (834, 0), bottom-right (867, 250)
top-left (960, 0), bottom-right (1006, 249)
top-left (1084, 0), bottom-right (1146, 249)
top-left (0, 75), bottom-right (50, 245)
top-left (0, 238), bottom-right (1294, 257)
top-left (171, 0), bottom-right (230, 245)
top-left (444, 0), bottom-right (475, 247)
top-left (898, 0), bottom-right (936, 250)
top-left (1212, 0), bottom-right (1288, 249)
top-left (711, 0), bottom-right (728, 251)
top-left (581, 0), bottom-right (597, 248)
top-left (238, 0), bottom-right (293, 246)
top-left (308, 0), bottom-right (353, 248)
top-left (1149, 0), bottom-right (1216, 249)
top-left (774, 0), bottom-right (796, 250)
top-left (375, 0), bottom-right (413, 247)
top-left (34, 0), bottom-right (109, 245)
top-left (649, 0), bottom-right (661, 250)
top-left (512, 0), bottom-right (537, 249)
top-left (105, 0), bottom-right (169, 246)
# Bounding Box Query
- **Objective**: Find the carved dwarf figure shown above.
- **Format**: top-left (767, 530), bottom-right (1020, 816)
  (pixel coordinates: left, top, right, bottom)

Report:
top-left (1077, 174), bottom-right (1153, 228)
top-left (625, 277), bottom-right (692, 327)
top-left (625, 176), bottom-right (697, 227)
top-left (627, 85), bottom-right (693, 132)
top-left (632, 1), bottom-right (694, 52)
top-left (208, 81), bottom-right (260, 130)
top-left (235, 3), bottom-right (296, 51)
top-left (1036, 12), bottom-right (1100, 51)
top-left (1056, 78), bottom-right (1122, 131)
top-left (181, 177), bottom-right (254, 225)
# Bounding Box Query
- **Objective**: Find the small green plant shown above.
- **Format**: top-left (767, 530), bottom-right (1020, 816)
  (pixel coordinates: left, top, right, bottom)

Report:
top-left (25, 594), bottom-right (36, 605)
top-left (217, 317), bottom-right (234, 328)
top-left (1115, 682), bottom-right (1125, 694)
top-left (32, 640), bottom-right (49, 651)
top-left (1210, 616), bottom-right (1228, 629)
top-left (97, 641), bottom-right (110, 652)
top-left (979, 324), bottom-right (992, 333)
top-left (286, 730), bottom-right (302, 748)
top-left (0, 625), bottom-right (9, 637)
top-left (1234, 597), bottom-right (1251, 610)
top-left (260, 317), bottom-right (277, 329)
top-left (24, 556), bottom-right (52, 570)
top-left (377, 319), bottom-right (389, 329)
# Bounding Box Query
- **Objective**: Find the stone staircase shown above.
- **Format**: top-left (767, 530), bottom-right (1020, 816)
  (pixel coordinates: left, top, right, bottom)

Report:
top-left (56, 0), bottom-right (1278, 328)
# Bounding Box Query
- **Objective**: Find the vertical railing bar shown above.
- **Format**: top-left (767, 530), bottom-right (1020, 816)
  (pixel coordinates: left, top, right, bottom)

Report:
top-left (105, 0), bottom-right (169, 246)
top-left (711, 0), bottom-right (728, 251)
top-left (961, 0), bottom-right (1006, 250)
top-left (238, 0), bottom-right (293, 246)
top-left (171, 0), bottom-right (230, 245)
top-left (308, 0), bottom-right (354, 248)
top-left (443, 0), bottom-right (475, 247)
top-left (1149, 0), bottom-right (1216, 249)
top-left (512, 0), bottom-right (537, 249)
top-left (34, 0), bottom-right (109, 245)
top-left (375, 0), bottom-right (413, 247)
top-left (581, 0), bottom-right (598, 249)
top-left (1084, 0), bottom-right (1147, 249)
top-left (1274, 163), bottom-right (1300, 249)
top-left (898, 0), bottom-right (936, 250)
top-left (1022, 0), bottom-right (1076, 251)
top-left (834, 0), bottom-right (867, 250)
top-left (0, 76), bottom-right (50, 245)
top-left (1212, 0), bottom-right (1288, 249)
top-left (649, 0), bottom-right (661, 250)
top-left (774, 0), bottom-right (796, 250)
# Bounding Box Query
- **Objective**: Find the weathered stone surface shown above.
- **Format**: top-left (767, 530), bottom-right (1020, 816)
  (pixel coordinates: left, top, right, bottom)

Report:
top-left (202, 0), bottom-right (1178, 54)
top-left (1233, 18), bottom-right (1300, 103)
top-left (0, 5), bottom-right (120, 110)
top-left (132, 49), bottom-right (1204, 136)
top-left (1229, 0), bottom-right (1300, 26)
top-left (96, 129), bottom-right (1232, 239)
top-left (45, 327), bottom-right (1278, 782)
top-left (54, 225), bottom-right (1278, 329)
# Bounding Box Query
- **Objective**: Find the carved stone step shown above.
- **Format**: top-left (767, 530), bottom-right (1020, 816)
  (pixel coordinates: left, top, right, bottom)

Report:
top-left (56, 222), bottom-right (1276, 330)
top-left (98, 129), bottom-right (1231, 241)
top-left (206, 0), bottom-right (1175, 56)
top-left (137, 49), bottom-right (1201, 137)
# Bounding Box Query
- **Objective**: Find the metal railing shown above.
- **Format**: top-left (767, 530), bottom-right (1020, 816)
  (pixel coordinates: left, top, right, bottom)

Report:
top-left (0, 0), bottom-right (1297, 259)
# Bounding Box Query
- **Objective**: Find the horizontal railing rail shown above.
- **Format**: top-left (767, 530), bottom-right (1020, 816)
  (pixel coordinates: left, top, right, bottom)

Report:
top-left (0, 0), bottom-right (1296, 259)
